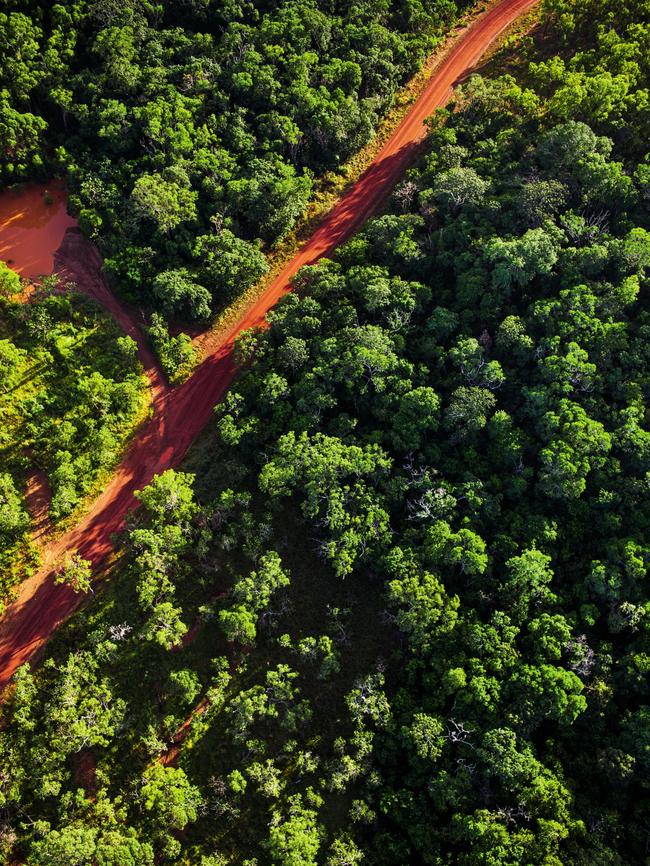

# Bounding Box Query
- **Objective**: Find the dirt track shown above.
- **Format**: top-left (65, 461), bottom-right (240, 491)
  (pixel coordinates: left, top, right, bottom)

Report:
top-left (0, 0), bottom-right (539, 691)
top-left (53, 227), bottom-right (167, 399)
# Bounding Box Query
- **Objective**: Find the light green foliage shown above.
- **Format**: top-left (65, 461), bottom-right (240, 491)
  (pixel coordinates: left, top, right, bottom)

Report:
top-left (444, 386), bottom-right (497, 438)
top-left (428, 165), bottom-right (490, 212)
top-left (28, 824), bottom-right (154, 866)
top-left (390, 386), bottom-right (441, 451)
top-left (131, 173), bottom-right (198, 235)
top-left (0, 261), bottom-right (21, 297)
top-left (500, 548), bottom-right (557, 621)
top-left (260, 432), bottom-right (392, 576)
top-left (54, 552), bottom-right (93, 594)
top-left (128, 470), bottom-right (200, 647)
top-left (28, 825), bottom-right (97, 866)
top-left (194, 230), bottom-right (268, 304)
top-left (486, 227), bottom-right (561, 292)
top-left (387, 567), bottom-right (459, 652)
top-left (139, 764), bottom-right (202, 830)
top-left (449, 338), bottom-right (505, 390)
top-left (219, 605), bottom-right (258, 645)
top-left (147, 313), bottom-right (198, 383)
top-left (0, 472), bottom-right (29, 550)
top-left (0, 290), bottom-right (146, 586)
top-left (220, 552), bottom-right (290, 645)
top-left (401, 712), bottom-right (445, 763)
top-left (135, 469), bottom-right (198, 527)
top-left (266, 796), bottom-right (322, 866)
top-left (152, 269), bottom-right (211, 321)
top-left (48, 651), bottom-right (125, 754)
top-left (538, 400), bottom-right (612, 499)
top-left (325, 835), bottom-right (364, 866)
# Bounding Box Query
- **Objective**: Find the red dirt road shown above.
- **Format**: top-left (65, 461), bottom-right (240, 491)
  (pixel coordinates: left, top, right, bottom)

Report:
top-left (0, 0), bottom-right (538, 691)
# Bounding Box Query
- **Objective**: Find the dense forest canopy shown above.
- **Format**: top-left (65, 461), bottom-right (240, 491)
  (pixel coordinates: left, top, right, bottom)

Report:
top-left (1, 0), bottom-right (470, 326)
top-left (1, 0), bottom-right (650, 864)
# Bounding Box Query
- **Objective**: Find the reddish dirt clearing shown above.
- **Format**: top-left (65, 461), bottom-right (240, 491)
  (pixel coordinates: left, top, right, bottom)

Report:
top-left (0, 180), bottom-right (76, 277)
top-left (0, 0), bottom-right (539, 692)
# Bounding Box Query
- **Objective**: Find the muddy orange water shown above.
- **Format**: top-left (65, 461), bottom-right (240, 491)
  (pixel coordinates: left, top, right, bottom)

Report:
top-left (0, 179), bottom-right (77, 278)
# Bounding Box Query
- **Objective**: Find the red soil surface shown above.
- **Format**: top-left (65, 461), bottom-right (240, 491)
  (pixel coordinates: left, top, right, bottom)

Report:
top-left (0, 0), bottom-right (538, 692)
top-left (161, 696), bottom-right (211, 767)
top-left (23, 466), bottom-right (53, 542)
top-left (72, 748), bottom-right (98, 800)
top-left (0, 180), bottom-right (76, 277)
